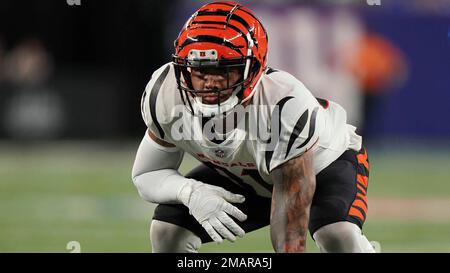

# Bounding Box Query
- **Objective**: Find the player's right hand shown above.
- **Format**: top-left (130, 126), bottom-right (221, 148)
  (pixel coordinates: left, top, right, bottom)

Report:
top-left (178, 181), bottom-right (247, 243)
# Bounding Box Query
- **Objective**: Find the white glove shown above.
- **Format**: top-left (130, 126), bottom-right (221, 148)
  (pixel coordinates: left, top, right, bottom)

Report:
top-left (177, 180), bottom-right (248, 243)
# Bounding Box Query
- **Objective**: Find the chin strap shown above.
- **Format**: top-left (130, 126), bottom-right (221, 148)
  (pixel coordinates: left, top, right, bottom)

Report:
top-left (193, 94), bottom-right (239, 117)
top-left (192, 82), bottom-right (243, 117)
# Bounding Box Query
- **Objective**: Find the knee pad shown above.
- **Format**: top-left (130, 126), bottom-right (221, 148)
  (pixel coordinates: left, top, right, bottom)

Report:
top-left (150, 220), bottom-right (202, 253)
top-left (313, 221), bottom-right (375, 253)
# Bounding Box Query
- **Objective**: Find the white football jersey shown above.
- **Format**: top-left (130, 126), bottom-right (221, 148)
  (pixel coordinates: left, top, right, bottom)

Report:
top-left (141, 63), bottom-right (362, 198)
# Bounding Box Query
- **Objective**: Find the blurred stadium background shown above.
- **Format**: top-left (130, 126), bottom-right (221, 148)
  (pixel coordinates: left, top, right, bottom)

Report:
top-left (1, 0), bottom-right (450, 252)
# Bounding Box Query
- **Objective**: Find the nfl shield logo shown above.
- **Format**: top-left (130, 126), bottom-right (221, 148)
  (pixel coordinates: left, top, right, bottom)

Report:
top-left (215, 149), bottom-right (225, 158)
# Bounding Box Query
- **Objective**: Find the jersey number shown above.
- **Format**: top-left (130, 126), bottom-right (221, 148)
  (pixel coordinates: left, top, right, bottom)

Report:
top-left (203, 162), bottom-right (272, 193)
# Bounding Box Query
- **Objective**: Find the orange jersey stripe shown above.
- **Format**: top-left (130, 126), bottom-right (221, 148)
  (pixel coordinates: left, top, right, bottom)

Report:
top-left (349, 207), bottom-right (365, 221)
top-left (352, 199), bottom-right (368, 214)
top-left (356, 183), bottom-right (367, 195)
top-left (357, 192), bottom-right (368, 204)
top-left (357, 174), bottom-right (369, 188)
top-left (357, 150), bottom-right (370, 171)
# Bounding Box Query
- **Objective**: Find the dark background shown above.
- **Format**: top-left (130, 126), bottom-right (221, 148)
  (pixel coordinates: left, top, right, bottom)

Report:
top-left (0, 0), bottom-right (449, 141)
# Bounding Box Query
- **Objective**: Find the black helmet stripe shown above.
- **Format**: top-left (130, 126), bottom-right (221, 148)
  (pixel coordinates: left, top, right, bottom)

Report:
top-left (191, 21), bottom-right (251, 48)
top-left (196, 10), bottom-right (257, 46)
top-left (179, 35), bottom-right (244, 56)
top-left (225, 4), bottom-right (241, 28)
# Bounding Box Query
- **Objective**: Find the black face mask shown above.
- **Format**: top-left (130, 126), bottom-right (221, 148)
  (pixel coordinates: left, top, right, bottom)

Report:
top-left (173, 55), bottom-right (260, 117)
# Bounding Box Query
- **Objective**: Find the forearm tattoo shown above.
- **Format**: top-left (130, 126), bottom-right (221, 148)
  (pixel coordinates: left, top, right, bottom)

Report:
top-left (270, 150), bottom-right (316, 252)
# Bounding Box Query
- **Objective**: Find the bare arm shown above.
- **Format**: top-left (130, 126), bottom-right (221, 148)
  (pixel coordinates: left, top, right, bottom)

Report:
top-left (269, 148), bottom-right (316, 253)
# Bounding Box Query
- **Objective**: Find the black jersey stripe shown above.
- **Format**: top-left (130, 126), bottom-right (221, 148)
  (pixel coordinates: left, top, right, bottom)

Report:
top-left (265, 96), bottom-right (294, 172)
top-left (266, 67), bottom-right (279, 75)
top-left (356, 186), bottom-right (367, 196)
top-left (285, 109), bottom-right (309, 159)
top-left (358, 163), bottom-right (370, 177)
top-left (315, 97), bottom-right (329, 109)
top-left (149, 65), bottom-right (170, 139)
top-left (297, 107), bottom-right (319, 150)
top-left (351, 205), bottom-right (367, 220)
top-left (355, 195), bottom-right (368, 208)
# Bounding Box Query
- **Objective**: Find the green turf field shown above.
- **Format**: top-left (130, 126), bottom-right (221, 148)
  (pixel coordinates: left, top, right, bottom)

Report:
top-left (1, 142), bottom-right (449, 252)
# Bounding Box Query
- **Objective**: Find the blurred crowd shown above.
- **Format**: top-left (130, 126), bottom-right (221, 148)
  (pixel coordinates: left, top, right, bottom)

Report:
top-left (251, 5), bottom-right (407, 133)
top-left (1, 0), bottom-right (449, 141)
top-left (0, 38), bottom-right (65, 140)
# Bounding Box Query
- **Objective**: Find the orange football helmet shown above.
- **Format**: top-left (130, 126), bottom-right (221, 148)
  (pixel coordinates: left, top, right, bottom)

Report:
top-left (173, 1), bottom-right (268, 117)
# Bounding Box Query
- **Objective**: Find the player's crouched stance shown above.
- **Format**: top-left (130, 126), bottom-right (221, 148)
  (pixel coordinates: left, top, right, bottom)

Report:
top-left (131, 1), bottom-right (376, 253)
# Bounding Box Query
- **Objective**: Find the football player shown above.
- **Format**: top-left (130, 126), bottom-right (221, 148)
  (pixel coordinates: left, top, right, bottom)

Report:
top-left (132, 1), bottom-right (374, 253)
